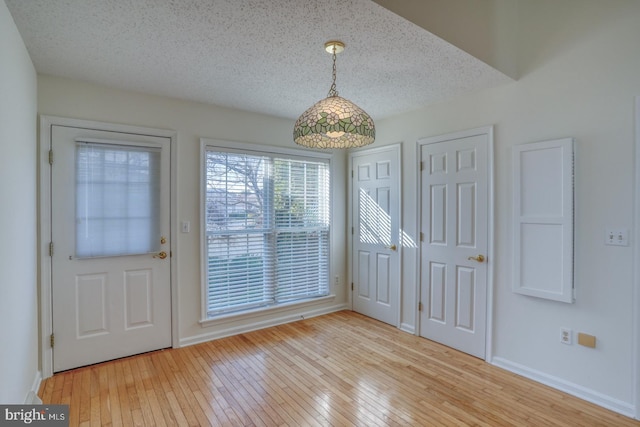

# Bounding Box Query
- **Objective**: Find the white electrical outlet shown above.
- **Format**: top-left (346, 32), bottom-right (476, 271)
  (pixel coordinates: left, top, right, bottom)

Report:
top-left (605, 228), bottom-right (628, 246)
top-left (560, 328), bottom-right (572, 345)
top-left (334, 275), bottom-right (339, 285)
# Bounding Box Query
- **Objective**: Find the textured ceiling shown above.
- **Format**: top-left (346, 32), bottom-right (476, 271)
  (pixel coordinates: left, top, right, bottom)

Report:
top-left (6, 0), bottom-right (513, 120)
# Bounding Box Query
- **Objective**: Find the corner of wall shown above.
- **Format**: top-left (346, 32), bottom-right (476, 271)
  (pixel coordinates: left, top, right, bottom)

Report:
top-left (0, 0), bottom-right (40, 404)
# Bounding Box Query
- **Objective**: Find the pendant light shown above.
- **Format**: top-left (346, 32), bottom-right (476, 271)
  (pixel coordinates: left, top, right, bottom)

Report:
top-left (293, 40), bottom-right (375, 149)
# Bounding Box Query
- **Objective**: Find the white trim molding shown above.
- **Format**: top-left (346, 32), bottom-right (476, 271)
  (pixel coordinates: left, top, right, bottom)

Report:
top-left (492, 357), bottom-right (635, 418)
top-left (182, 303), bottom-right (347, 347)
top-left (24, 371), bottom-right (42, 404)
top-left (399, 323), bottom-right (415, 335)
top-left (634, 95), bottom-right (640, 420)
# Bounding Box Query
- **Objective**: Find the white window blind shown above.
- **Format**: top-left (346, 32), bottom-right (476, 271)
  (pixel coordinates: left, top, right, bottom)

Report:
top-left (76, 142), bottom-right (160, 258)
top-left (205, 149), bottom-right (330, 317)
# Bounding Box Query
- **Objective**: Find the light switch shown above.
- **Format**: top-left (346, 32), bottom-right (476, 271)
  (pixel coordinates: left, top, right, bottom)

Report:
top-left (605, 228), bottom-right (628, 246)
top-left (181, 221), bottom-right (191, 233)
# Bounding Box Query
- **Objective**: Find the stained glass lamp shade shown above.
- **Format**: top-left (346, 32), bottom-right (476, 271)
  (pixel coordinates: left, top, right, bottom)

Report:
top-left (294, 41), bottom-right (375, 149)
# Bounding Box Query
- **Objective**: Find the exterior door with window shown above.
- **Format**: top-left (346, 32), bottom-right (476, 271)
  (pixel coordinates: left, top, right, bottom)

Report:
top-left (351, 145), bottom-right (401, 326)
top-left (418, 129), bottom-right (491, 359)
top-left (50, 125), bottom-right (172, 372)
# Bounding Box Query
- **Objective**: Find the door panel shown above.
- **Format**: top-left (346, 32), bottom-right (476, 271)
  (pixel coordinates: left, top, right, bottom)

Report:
top-left (351, 146), bottom-right (401, 326)
top-left (51, 125), bottom-right (171, 372)
top-left (455, 266), bottom-right (475, 331)
top-left (358, 252), bottom-right (371, 298)
top-left (76, 273), bottom-right (108, 337)
top-left (124, 269), bottom-right (154, 329)
top-left (429, 262), bottom-right (446, 322)
top-left (376, 253), bottom-right (390, 304)
top-left (419, 132), bottom-right (489, 359)
top-left (458, 183), bottom-right (476, 246)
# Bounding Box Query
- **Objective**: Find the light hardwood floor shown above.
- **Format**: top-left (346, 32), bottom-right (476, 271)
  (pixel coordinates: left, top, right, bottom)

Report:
top-left (39, 310), bottom-right (639, 426)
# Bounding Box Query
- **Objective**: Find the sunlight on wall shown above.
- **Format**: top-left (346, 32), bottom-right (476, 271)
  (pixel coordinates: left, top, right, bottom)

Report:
top-left (359, 189), bottom-right (417, 249)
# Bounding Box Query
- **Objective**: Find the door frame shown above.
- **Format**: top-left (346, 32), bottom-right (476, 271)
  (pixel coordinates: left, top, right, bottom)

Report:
top-left (634, 96), bottom-right (640, 420)
top-left (39, 115), bottom-right (178, 378)
top-left (415, 126), bottom-right (495, 362)
top-left (348, 143), bottom-right (402, 327)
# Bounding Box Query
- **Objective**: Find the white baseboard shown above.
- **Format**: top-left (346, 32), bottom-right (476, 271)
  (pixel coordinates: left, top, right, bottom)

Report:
top-left (400, 322), bottom-right (415, 335)
top-left (180, 303), bottom-right (348, 347)
top-left (491, 357), bottom-right (636, 418)
top-left (24, 371), bottom-right (43, 404)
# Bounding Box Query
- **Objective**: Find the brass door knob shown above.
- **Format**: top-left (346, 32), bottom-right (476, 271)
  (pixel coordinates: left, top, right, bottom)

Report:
top-left (468, 254), bottom-right (485, 263)
top-left (386, 244), bottom-right (397, 251)
top-left (154, 251), bottom-right (168, 259)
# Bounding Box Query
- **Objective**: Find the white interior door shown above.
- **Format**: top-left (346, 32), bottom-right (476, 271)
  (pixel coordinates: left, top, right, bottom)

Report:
top-left (351, 145), bottom-right (401, 326)
top-left (50, 125), bottom-right (172, 372)
top-left (418, 130), bottom-right (491, 359)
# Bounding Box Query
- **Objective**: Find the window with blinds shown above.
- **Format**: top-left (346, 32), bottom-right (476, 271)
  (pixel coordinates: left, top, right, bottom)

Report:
top-left (76, 142), bottom-right (161, 258)
top-left (204, 148), bottom-right (330, 317)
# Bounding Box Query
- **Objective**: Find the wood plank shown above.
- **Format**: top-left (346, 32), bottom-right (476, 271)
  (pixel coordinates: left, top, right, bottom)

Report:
top-left (105, 362), bottom-right (123, 427)
top-left (40, 311), bottom-right (640, 427)
top-left (113, 359), bottom-right (133, 427)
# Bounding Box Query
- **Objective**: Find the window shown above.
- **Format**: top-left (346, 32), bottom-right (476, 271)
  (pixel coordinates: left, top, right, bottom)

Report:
top-left (202, 142), bottom-right (330, 318)
top-left (76, 142), bottom-right (160, 258)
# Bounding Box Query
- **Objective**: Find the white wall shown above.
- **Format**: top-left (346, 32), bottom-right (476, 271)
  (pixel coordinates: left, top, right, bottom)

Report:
top-left (374, 0), bottom-right (640, 416)
top-left (0, 0), bottom-right (39, 404)
top-left (37, 76), bottom-right (349, 347)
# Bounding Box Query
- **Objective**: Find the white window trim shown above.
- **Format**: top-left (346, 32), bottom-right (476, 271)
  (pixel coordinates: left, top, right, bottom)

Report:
top-left (199, 138), bottom-right (333, 323)
top-left (198, 294), bottom-right (336, 329)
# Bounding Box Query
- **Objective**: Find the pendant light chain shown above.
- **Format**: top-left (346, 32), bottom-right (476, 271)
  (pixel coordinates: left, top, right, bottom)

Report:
top-left (327, 45), bottom-right (338, 97)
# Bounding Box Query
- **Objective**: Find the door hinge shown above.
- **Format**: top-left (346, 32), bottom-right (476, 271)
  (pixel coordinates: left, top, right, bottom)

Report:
top-left (351, 282), bottom-right (354, 291)
top-left (420, 161), bottom-right (424, 171)
top-left (351, 227), bottom-right (354, 235)
top-left (418, 301), bottom-right (423, 312)
top-left (48, 149), bottom-right (53, 165)
top-left (50, 333), bottom-right (54, 348)
top-left (49, 242), bottom-right (54, 257)
top-left (351, 170), bottom-right (354, 178)
top-left (420, 232), bottom-right (424, 242)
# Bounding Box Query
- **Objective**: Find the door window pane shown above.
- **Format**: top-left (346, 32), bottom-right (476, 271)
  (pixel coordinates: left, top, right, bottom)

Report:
top-left (76, 142), bottom-right (161, 258)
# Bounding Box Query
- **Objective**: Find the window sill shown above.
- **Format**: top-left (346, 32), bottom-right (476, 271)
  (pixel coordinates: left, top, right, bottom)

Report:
top-left (199, 294), bottom-right (336, 329)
